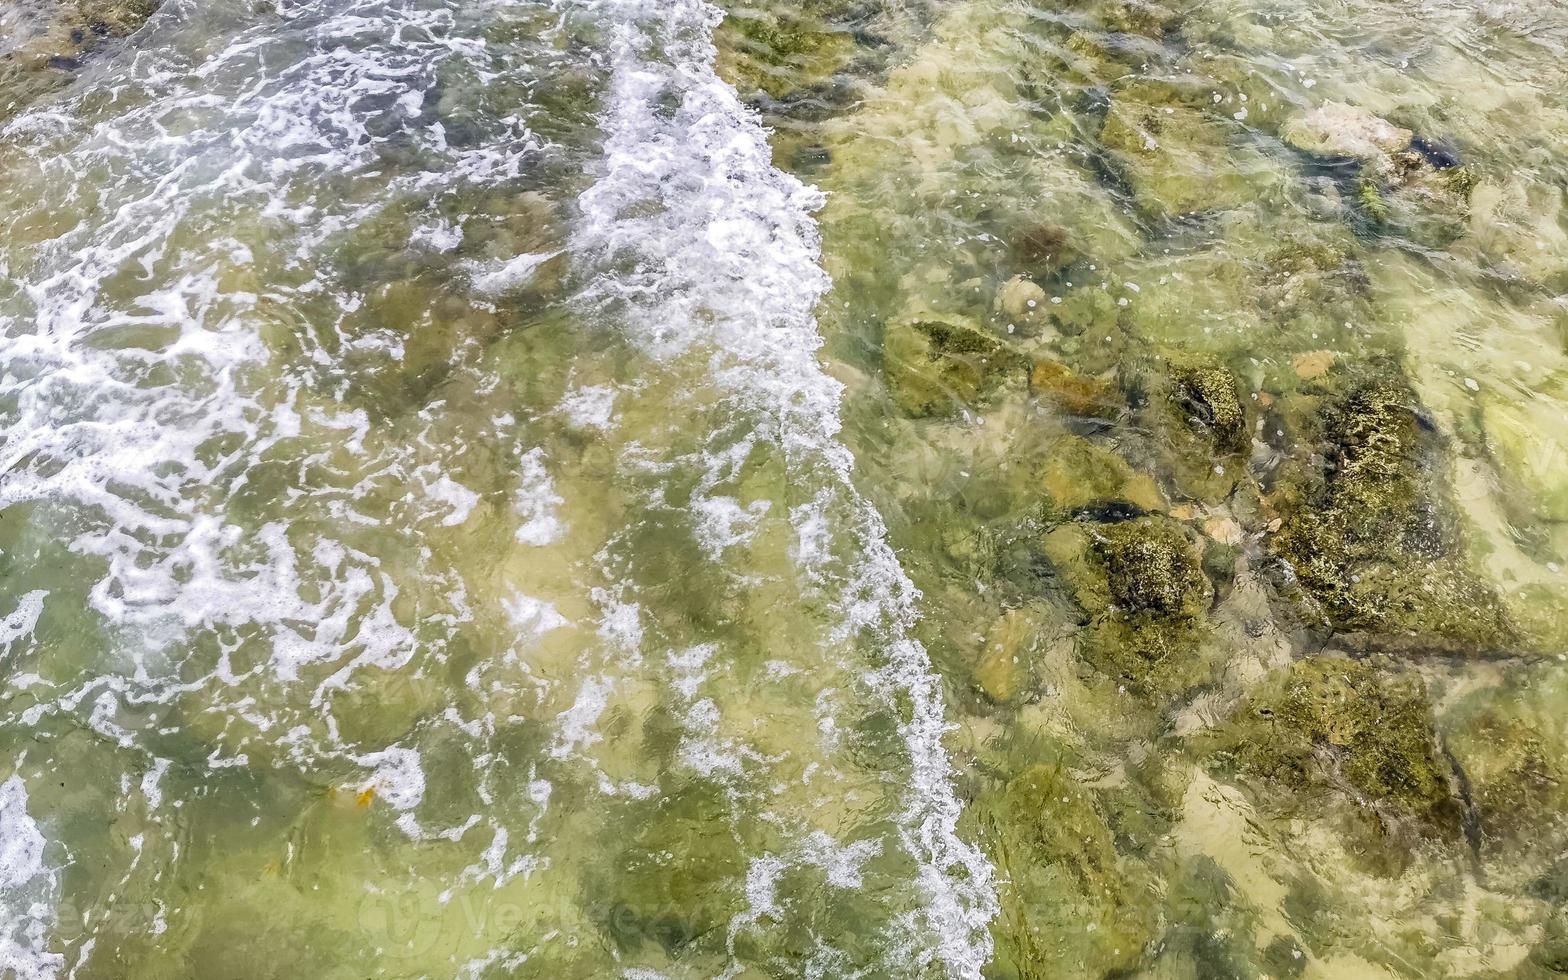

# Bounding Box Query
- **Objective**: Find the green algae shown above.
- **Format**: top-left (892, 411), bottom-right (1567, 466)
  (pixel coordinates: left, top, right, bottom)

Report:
top-left (1267, 373), bottom-right (1518, 653)
top-left (979, 763), bottom-right (1157, 978)
top-left (883, 316), bottom-right (1025, 417)
top-left (1441, 664), bottom-right (1568, 889)
top-left (587, 784), bottom-right (749, 956)
top-left (1037, 434), bottom-right (1165, 519)
top-left (7, 0), bottom-right (1568, 973)
top-left (1043, 516), bottom-right (1217, 698)
top-left (1216, 657), bottom-right (1457, 825)
top-left (1099, 91), bottom-right (1284, 221)
top-left (715, 6), bottom-right (859, 100)
top-left (1028, 359), bottom-right (1122, 421)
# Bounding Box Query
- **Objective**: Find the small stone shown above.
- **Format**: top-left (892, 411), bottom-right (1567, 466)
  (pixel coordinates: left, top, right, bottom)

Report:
top-left (971, 608), bottom-right (1039, 703)
top-left (1282, 102), bottom-right (1413, 164)
top-left (997, 275), bottom-right (1048, 320)
top-left (1291, 350), bottom-right (1335, 379)
top-left (1030, 359), bottom-right (1120, 419)
top-left (1202, 515), bottom-right (1245, 546)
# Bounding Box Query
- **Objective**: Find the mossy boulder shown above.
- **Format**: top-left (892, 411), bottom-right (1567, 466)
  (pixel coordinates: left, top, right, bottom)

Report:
top-left (1100, 96), bottom-right (1278, 220)
top-left (1038, 437), bottom-right (1166, 520)
top-left (715, 7), bottom-right (858, 100)
top-left (979, 764), bottom-right (1158, 978)
top-left (1258, 235), bottom-right (1369, 334)
top-left (1441, 666), bottom-right (1568, 880)
top-left (1029, 359), bottom-right (1122, 420)
top-left (1216, 657), bottom-right (1459, 827)
top-left (1144, 352), bottom-right (1251, 501)
top-left (1268, 375), bottom-right (1517, 653)
top-left (883, 316), bottom-right (1024, 417)
top-left (1044, 516), bottom-right (1216, 696)
top-left (1169, 355), bottom-right (1249, 455)
top-left (1373, 156), bottom-right (1476, 247)
top-left (1097, 517), bottom-right (1211, 619)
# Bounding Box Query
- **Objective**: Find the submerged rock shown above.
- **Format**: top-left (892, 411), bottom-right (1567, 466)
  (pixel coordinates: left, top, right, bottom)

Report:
top-left (970, 606), bottom-right (1044, 704)
top-left (1441, 665), bottom-right (1568, 882)
top-left (1, 0), bottom-right (161, 121)
top-left (1143, 352), bottom-right (1251, 501)
top-left (1218, 657), bottom-right (1458, 827)
top-left (883, 316), bottom-right (1023, 417)
top-left (1010, 222), bottom-right (1075, 277)
top-left (1097, 516), bottom-right (1211, 619)
top-left (1029, 358), bottom-right (1122, 420)
top-left (591, 784), bottom-right (748, 955)
top-left (1282, 102), bottom-right (1413, 169)
top-left (980, 764), bottom-right (1158, 977)
top-left (1483, 386), bottom-right (1568, 524)
top-left (1170, 355), bottom-right (1249, 456)
top-left (1045, 516), bottom-right (1215, 696)
top-left (1268, 374), bottom-right (1517, 653)
top-left (995, 275), bottom-right (1053, 334)
top-left (1058, 0), bottom-right (1179, 39)
top-left (1038, 435), bottom-right (1165, 518)
top-left (1099, 94), bottom-right (1279, 220)
top-left (715, 7), bottom-right (858, 100)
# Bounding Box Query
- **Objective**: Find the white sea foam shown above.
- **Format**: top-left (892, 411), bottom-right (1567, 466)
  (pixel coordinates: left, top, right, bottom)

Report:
top-left (466, 250), bottom-right (559, 297)
top-left (0, 776), bottom-right (63, 980)
top-left (502, 592), bottom-right (570, 636)
top-left (556, 384), bottom-right (617, 431)
top-left (514, 448), bottom-right (566, 545)
top-left (573, 0), bottom-right (997, 972)
top-left (0, 592), bottom-right (47, 661)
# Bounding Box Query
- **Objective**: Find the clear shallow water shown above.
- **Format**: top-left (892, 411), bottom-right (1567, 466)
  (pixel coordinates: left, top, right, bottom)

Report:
top-left (1, 0), bottom-right (1566, 976)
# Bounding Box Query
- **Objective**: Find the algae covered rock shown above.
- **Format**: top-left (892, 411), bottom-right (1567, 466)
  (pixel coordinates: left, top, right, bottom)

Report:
top-left (1169, 355), bottom-right (1249, 456)
top-left (1282, 102), bottom-right (1413, 168)
top-left (1010, 223), bottom-right (1075, 277)
top-left (1217, 657), bottom-right (1458, 826)
top-left (589, 784), bottom-right (749, 955)
top-left (1045, 516), bottom-right (1216, 697)
top-left (1100, 95), bottom-right (1278, 220)
top-left (970, 607), bottom-right (1044, 704)
top-left (980, 764), bottom-right (1158, 978)
top-left (1145, 352), bottom-right (1252, 501)
top-left (1, 0), bottom-right (162, 122)
top-left (1441, 665), bottom-right (1568, 881)
top-left (1029, 359), bottom-right (1122, 421)
top-left (715, 6), bottom-right (858, 100)
top-left (1047, 283), bottom-right (1120, 339)
top-left (1038, 436), bottom-right (1165, 519)
top-left (883, 316), bottom-right (1023, 417)
top-left (1268, 375), bottom-right (1517, 653)
top-left (1153, 856), bottom-right (1271, 978)
top-left (1097, 517), bottom-right (1211, 619)
top-left (1483, 385), bottom-right (1568, 523)
top-left (1054, 0), bottom-right (1180, 39)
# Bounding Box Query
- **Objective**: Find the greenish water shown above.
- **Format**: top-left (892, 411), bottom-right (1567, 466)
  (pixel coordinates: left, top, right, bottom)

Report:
top-left (1, 0), bottom-right (1566, 976)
